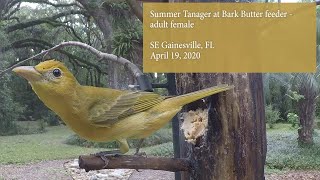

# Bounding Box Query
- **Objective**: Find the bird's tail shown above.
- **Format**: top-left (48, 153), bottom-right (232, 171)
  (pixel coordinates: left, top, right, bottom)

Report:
top-left (167, 84), bottom-right (233, 107)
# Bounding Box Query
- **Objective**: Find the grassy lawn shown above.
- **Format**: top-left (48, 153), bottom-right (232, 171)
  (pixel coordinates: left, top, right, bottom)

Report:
top-left (2, 121), bottom-right (320, 174)
top-left (0, 126), bottom-right (106, 164)
top-left (266, 123), bottom-right (320, 172)
top-left (0, 123), bottom-right (173, 165)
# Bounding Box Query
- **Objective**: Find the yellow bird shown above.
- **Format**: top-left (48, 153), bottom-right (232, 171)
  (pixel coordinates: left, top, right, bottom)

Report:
top-left (12, 60), bottom-right (233, 154)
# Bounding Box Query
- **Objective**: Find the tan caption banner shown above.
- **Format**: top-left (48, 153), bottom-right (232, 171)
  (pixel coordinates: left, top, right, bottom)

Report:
top-left (143, 3), bottom-right (316, 73)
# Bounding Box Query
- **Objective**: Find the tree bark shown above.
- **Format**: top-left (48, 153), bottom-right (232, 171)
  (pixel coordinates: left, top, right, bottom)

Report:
top-left (170, 0), bottom-right (266, 178)
top-left (176, 73), bottom-right (266, 180)
top-left (298, 128), bottom-right (313, 145)
top-left (297, 74), bottom-right (317, 145)
top-left (78, 155), bottom-right (191, 172)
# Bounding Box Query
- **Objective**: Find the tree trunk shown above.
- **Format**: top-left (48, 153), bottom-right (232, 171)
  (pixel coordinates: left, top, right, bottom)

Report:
top-left (76, 0), bottom-right (137, 89)
top-left (176, 73), bottom-right (266, 180)
top-left (297, 74), bottom-right (317, 145)
top-left (170, 0), bottom-right (266, 179)
top-left (298, 127), bottom-right (313, 145)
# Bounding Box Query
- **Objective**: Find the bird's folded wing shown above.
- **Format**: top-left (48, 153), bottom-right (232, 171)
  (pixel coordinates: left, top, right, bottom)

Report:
top-left (88, 91), bottom-right (165, 127)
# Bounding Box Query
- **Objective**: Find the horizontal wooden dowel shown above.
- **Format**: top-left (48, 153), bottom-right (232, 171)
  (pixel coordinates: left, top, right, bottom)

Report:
top-left (78, 155), bottom-right (191, 172)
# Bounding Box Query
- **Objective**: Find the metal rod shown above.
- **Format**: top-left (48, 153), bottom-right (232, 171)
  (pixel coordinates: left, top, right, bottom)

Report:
top-left (167, 73), bottom-right (181, 180)
top-left (136, 73), bottom-right (181, 180)
top-left (152, 83), bottom-right (169, 89)
top-left (136, 74), bottom-right (153, 92)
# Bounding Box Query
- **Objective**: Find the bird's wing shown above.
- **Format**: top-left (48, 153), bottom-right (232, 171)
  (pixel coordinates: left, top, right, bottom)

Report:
top-left (88, 91), bottom-right (164, 127)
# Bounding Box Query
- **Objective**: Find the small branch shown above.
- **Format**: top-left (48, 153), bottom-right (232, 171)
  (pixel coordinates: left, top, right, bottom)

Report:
top-left (9, 39), bottom-right (106, 75)
top-left (78, 155), bottom-right (191, 172)
top-left (2, 2), bottom-right (21, 20)
top-left (21, 0), bottom-right (80, 8)
top-left (63, 24), bottom-right (85, 42)
top-left (4, 16), bottom-right (20, 23)
top-left (0, 51), bottom-right (48, 77)
top-left (0, 41), bottom-right (143, 77)
top-left (5, 10), bottom-right (86, 33)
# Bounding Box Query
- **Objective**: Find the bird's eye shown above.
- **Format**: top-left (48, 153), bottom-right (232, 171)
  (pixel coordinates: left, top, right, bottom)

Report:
top-left (52, 69), bottom-right (61, 77)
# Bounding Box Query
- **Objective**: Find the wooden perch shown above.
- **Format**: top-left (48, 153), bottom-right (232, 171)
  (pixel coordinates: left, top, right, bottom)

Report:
top-left (78, 155), bottom-right (191, 172)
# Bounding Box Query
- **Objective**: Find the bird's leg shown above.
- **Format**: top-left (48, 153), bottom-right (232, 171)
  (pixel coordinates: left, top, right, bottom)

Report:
top-left (92, 150), bottom-right (121, 168)
top-left (135, 138), bottom-right (147, 156)
top-left (134, 139), bottom-right (146, 172)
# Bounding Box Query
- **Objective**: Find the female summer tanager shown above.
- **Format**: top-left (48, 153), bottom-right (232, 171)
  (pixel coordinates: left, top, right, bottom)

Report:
top-left (12, 60), bottom-right (233, 154)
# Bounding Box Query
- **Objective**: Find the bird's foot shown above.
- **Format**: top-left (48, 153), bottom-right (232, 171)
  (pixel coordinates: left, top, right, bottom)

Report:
top-left (134, 149), bottom-right (147, 172)
top-left (134, 151), bottom-right (147, 157)
top-left (92, 150), bottom-right (121, 168)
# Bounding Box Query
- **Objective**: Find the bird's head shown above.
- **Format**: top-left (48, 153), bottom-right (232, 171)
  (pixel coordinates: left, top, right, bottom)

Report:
top-left (12, 60), bottom-right (79, 95)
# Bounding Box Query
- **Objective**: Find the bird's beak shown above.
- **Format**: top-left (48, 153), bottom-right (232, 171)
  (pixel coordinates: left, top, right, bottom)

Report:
top-left (12, 66), bottom-right (42, 82)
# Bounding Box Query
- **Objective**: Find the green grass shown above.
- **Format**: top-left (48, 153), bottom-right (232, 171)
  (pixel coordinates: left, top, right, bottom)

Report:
top-left (0, 126), bottom-right (107, 164)
top-left (143, 142), bottom-right (173, 157)
top-left (64, 128), bottom-right (173, 149)
top-left (266, 123), bottom-right (320, 172)
top-left (3, 121), bottom-right (320, 173)
top-left (16, 121), bottom-right (40, 128)
top-left (0, 125), bottom-right (173, 164)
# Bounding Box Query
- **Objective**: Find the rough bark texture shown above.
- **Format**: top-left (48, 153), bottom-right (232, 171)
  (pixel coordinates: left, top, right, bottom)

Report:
top-left (297, 75), bottom-right (318, 145)
top-left (78, 155), bottom-right (191, 172)
top-left (165, 0), bottom-right (266, 179)
top-left (176, 73), bottom-right (266, 180)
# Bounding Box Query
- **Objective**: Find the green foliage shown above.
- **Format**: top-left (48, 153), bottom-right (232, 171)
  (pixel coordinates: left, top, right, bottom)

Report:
top-left (64, 134), bottom-right (118, 148)
top-left (112, 24), bottom-right (142, 58)
top-left (266, 105), bottom-right (281, 129)
top-left (8, 76), bottom-right (60, 128)
top-left (42, 111), bottom-right (60, 126)
top-left (0, 85), bottom-right (23, 136)
top-left (287, 113), bottom-right (299, 128)
top-left (130, 128), bottom-right (172, 148)
top-left (266, 124), bottom-right (320, 170)
top-left (151, 73), bottom-right (169, 96)
top-left (64, 128), bottom-right (173, 149)
top-left (14, 121), bottom-right (46, 135)
top-left (316, 119), bottom-right (320, 129)
top-left (0, 30), bottom-right (25, 135)
top-left (0, 77), bottom-right (26, 136)
top-left (265, 76), bottom-right (293, 120)
top-left (286, 90), bottom-right (305, 102)
top-left (105, 0), bottom-right (129, 11)
top-left (317, 7), bottom-right (320, 45)
top-left (144, 142), bottom-right (173, 157)
top-left (37, 119), bottom-right (47, 133)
